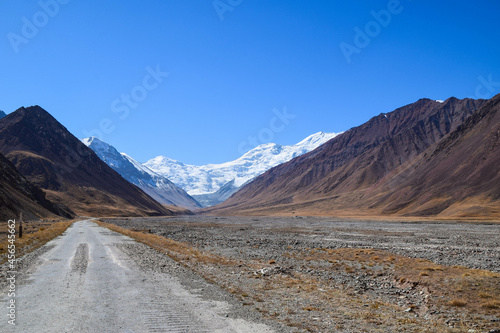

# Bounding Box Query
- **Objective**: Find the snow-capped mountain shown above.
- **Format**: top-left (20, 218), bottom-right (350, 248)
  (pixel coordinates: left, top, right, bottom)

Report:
top-left (145, 132), bottom-right (339, 206)
top-left (81, 137), bottom-right (201, 210)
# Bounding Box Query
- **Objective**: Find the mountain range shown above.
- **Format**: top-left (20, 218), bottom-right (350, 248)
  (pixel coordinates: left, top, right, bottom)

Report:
top-left (1, 94), bottom-right (499, 220)
top-left (82, 137), bottom-right (201, 210)
top-left (145, 132), bottom-right (338, 206)
top-left (0, 106), bottom-right (173, 217)
top-left (205, 96), bottom-right (500, 219)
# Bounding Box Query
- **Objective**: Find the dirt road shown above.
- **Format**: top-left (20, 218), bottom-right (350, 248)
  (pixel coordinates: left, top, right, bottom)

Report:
top-left (0, 219), bottom-right (278, 333)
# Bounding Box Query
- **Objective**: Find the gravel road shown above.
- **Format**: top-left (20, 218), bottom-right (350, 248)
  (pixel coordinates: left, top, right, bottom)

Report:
top-left (0, 219), bottom-right (281, 333)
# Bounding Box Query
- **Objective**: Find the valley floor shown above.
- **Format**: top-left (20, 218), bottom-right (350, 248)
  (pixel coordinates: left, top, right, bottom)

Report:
top-left (100, 216), bottom-right (500, 332)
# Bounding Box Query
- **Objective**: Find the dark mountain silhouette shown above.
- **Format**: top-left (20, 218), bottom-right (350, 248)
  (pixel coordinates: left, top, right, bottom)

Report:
top-left (0, 106), bottom-right (173, 217)
top-left (205, 96), bottom-right (499, 218)
top-left (0, 150), bottom-right (74, 220)
top-left (0, 111), bottom-right (5, 119)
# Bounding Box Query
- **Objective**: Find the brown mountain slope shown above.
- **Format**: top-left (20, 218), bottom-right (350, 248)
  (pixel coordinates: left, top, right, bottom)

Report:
top-left (205, 97), bottom-right (493, 217)
top-left (371, 93), bottom-right (500, 218)
top-left (0, 106), bottom-right (172, 217)
top-left (0, 150), bottom-right (74, 220)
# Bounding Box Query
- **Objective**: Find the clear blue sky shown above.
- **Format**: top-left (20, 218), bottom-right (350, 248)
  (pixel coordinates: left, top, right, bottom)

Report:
top-left (1, 0), bottom-right (499, 165)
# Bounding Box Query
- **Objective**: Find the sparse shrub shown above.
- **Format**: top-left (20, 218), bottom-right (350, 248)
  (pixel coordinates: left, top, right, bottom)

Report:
top-left (449, 299), bottom-right (467, 307)
top-left (478, 292), bottom-right (491, 299)
top-left (481, 301), bottom-right (500, 309)
top-left (303, 306), bottom-right (320, 311)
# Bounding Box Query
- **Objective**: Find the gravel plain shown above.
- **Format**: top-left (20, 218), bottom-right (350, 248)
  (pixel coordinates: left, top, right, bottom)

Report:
top-left (100, 216), bottom-right (500, 333)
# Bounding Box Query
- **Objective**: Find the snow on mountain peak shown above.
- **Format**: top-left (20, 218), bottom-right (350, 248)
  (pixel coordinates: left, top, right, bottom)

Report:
top-left (145, 132), bottom-right (339, 196)
top-left (81, 137), bottom-right (124, 168)
top-left (82, 132), bottom-right (339, 207)
top-left (81, 136), bottom-right (109, 149)
top-left (81, 137), bottom-right (201, 210)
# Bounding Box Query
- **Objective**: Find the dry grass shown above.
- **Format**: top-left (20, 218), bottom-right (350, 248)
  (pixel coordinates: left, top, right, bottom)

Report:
top-left (0, 219), bottom-right (75, 264)
top-left (481, 301), bottom-right (500, 309)
top-left (286, 247), bottom-right (500, 317)
top-left (449, 299), bottom-right (467, 307)
top-left (96, 221), bottom-right (236, 267)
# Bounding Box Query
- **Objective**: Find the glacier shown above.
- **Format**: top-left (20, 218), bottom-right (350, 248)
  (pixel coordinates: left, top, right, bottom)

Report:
top-left (145, 132), bottom-right (339, 206)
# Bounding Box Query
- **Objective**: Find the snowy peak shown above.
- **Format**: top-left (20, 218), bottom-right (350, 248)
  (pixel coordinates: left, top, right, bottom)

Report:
top-left (82, 136), bottom-right (124, 168)
top-left (145, 131), bottom-right (339, 197)
top-left (147, 155), bottom-right (185, 168)
top-left (81, 137), bottom-right (201, 210)
top-left (82, 131), bottom-right (337, 207)
top-left (296, 131), bottom-right (332, 147)
top-left (81, 136), bottom-right (114, 153)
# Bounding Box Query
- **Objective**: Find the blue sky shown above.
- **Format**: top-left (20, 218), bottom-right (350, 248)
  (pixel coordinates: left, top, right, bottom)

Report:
top-left (1, 1), bottom-right (499, 165)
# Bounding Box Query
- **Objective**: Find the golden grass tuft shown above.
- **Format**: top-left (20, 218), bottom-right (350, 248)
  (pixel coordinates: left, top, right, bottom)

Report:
top-left (303, 306), bottom-right (321, 312)
top-left (481, 301), bottom-right (500, 309)
top-left (345, 266), bottom-right (355, 273)
top-left (479, 292), bottom-right (492, 299)
top-left (449, 299), bottom-right (467, 307)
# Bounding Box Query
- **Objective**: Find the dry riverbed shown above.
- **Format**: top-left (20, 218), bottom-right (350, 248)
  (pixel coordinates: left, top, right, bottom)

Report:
top-left (99, 216), bottom-right (500, 333)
